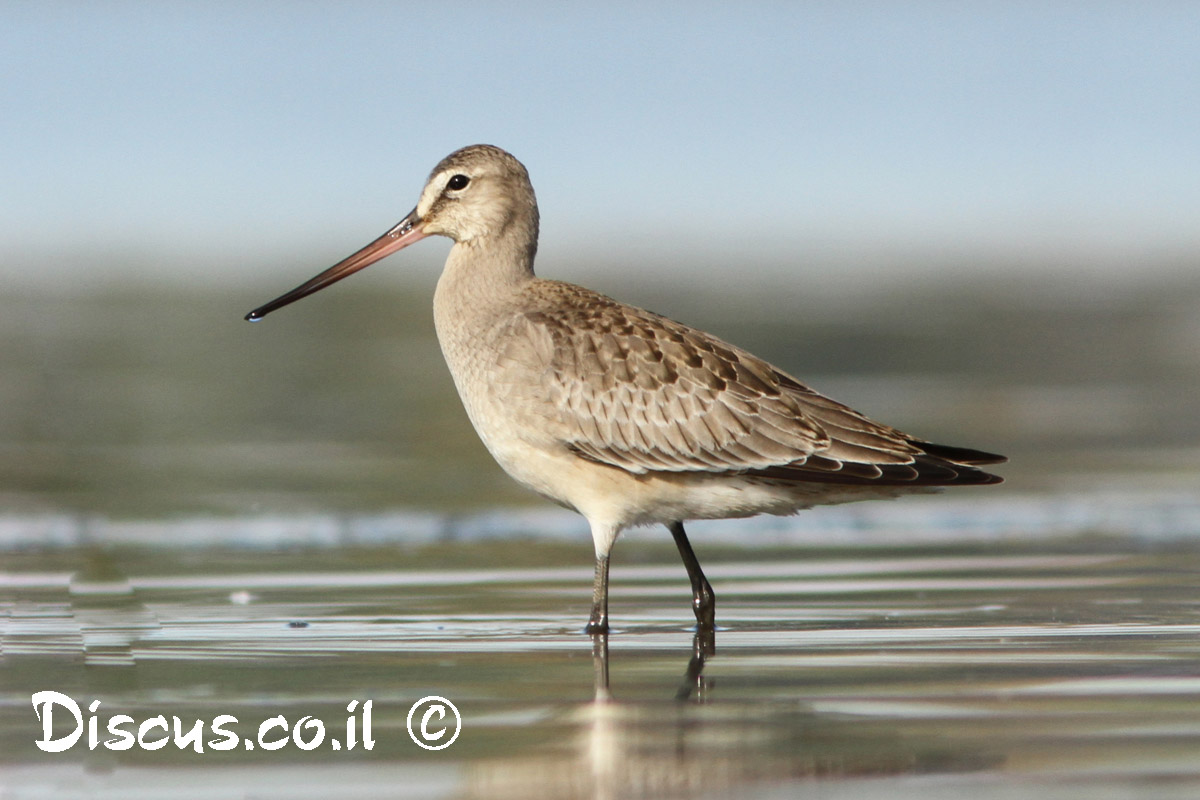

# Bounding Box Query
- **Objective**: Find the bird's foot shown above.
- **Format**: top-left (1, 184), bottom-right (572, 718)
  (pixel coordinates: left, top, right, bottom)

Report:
top-left (584, 608), bottom-right (609, 635)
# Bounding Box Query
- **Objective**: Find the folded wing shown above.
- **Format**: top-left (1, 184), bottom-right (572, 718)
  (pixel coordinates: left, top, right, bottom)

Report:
top-left (497, 282), bottom-right (1004, 487)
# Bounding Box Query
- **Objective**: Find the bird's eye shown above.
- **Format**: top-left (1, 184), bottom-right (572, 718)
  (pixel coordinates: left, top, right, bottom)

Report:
top-left (447, 174), bottom-right (470, 191)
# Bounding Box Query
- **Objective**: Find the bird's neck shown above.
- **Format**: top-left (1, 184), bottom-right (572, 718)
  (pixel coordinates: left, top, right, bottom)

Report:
top-left (433, 231), bottom-right (538, 339)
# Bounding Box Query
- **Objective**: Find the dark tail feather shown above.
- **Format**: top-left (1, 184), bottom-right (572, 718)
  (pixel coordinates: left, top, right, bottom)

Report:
top-left (914, 440), bottom-right (1008, 466)
top-left (752, 443), bottom-right (1006, 487)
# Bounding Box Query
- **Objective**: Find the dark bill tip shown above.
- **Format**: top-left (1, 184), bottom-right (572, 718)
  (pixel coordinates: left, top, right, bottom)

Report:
top-left (242, 208), bottom-right (425, 323)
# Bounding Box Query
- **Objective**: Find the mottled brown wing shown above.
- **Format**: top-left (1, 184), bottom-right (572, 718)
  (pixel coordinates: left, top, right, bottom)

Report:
top-left (495, 282), bottom-right (986, 484)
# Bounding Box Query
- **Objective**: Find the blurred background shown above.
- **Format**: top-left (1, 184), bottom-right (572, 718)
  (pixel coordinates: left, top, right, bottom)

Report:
top-left (2, 1), bottom-right (1197, 519)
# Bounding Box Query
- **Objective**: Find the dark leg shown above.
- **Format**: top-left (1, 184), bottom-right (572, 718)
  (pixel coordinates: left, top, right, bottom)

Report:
top-left (585, 554), bottom-right (610, 634)
top-left (668, 521), bottom-right (715, 631)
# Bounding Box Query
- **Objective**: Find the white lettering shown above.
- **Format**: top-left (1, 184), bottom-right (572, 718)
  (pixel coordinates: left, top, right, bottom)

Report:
top-left (137, 716), bottom-right (169, 750)
top-left (208, 715), bottom-right (239, 751)
top-left (362, 700), bottom-right (374, 750)
top-left (31, 691), bottom-right (83, 753)
top-left (105, 715), bottom-right (135, 750)
top-left (30, 692), bottom-right (381, 754)
top-left (345, 700), bottom-right (357, 750)
top-left (88, 700), bottom-right (101, 749)
top-left (420, 705), bottom-right (447, 742)
top-left (292, 716), bottom-right (325, 751)
top-left (258, 715), bottom-right (289, 751)
top-left (173, 717), bottom-right (205, 753)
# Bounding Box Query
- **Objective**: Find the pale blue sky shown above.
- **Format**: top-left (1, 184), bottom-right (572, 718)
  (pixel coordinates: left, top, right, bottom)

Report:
top-left (3, 2), bottom-right (1198, 289)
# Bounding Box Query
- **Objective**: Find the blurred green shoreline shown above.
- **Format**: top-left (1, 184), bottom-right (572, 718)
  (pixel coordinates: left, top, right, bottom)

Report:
top-left (1, 272), bottom-right (1197, 518)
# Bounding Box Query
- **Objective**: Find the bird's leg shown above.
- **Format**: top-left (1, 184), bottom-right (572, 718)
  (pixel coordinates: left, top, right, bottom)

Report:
top-left (668, 521), bottom-right (715, 631)
top-left (585, 554), bottom-right (610, 634)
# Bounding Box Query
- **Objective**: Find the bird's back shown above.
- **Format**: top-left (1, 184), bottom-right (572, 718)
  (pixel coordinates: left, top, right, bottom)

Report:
top-left (468, 278), bottom-right (1004, 496)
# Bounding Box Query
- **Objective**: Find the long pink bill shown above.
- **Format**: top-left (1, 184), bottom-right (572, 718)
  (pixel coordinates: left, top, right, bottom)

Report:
top-left (245, 208), bottom-right (427, 321)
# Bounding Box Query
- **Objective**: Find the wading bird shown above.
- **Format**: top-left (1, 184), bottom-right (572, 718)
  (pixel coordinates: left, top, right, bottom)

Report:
top-left (246, 145), bottom-right (1005, 634)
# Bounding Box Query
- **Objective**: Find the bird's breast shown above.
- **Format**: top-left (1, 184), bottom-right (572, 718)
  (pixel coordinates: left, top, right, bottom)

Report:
top-left (432, 274), bottom-right (558, 481)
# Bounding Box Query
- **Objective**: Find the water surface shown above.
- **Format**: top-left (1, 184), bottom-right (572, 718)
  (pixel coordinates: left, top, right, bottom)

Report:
top-left (3, 497), bottom-right (1199, 799)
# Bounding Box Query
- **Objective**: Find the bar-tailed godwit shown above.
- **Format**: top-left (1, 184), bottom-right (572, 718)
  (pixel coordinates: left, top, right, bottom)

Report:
top-left (247, 145), bottom-right (1005, 634)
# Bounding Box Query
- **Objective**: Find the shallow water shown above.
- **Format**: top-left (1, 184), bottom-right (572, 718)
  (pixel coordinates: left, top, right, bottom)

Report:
top-left (3, 498), bottom-right (1200, 799)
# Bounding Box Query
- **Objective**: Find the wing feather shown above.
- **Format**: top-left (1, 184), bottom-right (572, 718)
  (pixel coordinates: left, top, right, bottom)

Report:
top-left (497, 281), bottom-right (1004, 486)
